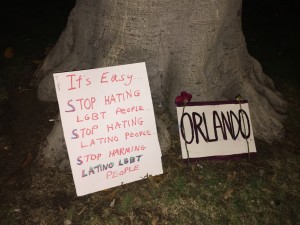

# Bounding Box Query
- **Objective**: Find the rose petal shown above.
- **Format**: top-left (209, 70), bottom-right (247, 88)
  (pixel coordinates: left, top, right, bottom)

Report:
top-left (181, 91), bottom-right (192, 101)
top-left (175, 91), bottom-right (193, 105)
top-left (175, 96), bottom-right (184, 105)
top-left (187, 93), bottom-right (192, 101)
top-left (180, 91), bottom-right (187, 97)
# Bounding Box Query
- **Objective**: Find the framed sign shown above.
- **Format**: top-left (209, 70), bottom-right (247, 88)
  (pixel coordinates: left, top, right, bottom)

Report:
top-left (176, 100), bottom-right (256, 161)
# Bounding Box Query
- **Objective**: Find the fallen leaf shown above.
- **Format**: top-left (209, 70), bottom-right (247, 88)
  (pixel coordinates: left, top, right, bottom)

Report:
top-left (148, 175), bottom-right (160, 188)
top-left (259, 169), bottom-right (265, 176)
top-left (129, 212), bottom-right (135, 225)
top-left (64, 219), bottom-right (72, 225)
top-left (152, 216), bottom-right (159, 225)
top-left (232, 171), bottom-right (237, 179)
top-left (153, 174), bottom-right (165, 183)
top-left (77, 206), bottom-right (87, 215)
top-left (21, 152), bottom-right (33, 168)
top-left (109, 198), bottom-right (116, 208)
top-left (59, 204), bottom-right (66, 213)
top-left (224, 189), bottom-right (234, 200)
top-left (227, 171), bottom-right (237, 181)
top-left (4, 47), bottom-right (14, 59)
top-left (191, 165), bottom-right (196, 173)
top-left (261, 188), bottom-right (271, 194)
top-left (104, 188), bottom-right (119, 201)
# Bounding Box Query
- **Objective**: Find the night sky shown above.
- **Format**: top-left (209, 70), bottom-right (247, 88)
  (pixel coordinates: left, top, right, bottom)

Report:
top-left (1, 0), bottom-right (299, 88)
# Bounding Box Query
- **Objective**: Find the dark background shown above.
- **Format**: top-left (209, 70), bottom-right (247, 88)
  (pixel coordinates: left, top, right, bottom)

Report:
top-left (243, 0), bottom-right (300, 88)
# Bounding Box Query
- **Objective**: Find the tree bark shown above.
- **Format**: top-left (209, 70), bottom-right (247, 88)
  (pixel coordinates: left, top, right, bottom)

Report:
top-left (35, 0), bottom-right (286, 168)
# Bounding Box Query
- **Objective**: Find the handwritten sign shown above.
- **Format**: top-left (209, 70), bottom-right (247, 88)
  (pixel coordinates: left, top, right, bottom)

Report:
top-left (176, 101), bottom-right (256, 160)
top-left (54, 62), bottom-right (163, 196)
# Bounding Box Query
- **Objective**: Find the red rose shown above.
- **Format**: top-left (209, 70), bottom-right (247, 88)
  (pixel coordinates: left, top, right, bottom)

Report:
top-left (175, 91), bottom-right (192, 106)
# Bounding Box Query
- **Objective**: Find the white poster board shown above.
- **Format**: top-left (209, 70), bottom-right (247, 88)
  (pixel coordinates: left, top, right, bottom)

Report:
top-left (53, 62), bottom-right (163, 196)
top-left (176, 101), bottom-right (256, 160)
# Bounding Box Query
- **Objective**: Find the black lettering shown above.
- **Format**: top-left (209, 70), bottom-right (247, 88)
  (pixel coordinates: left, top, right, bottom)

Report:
top-left (213, 111), bottom-right (226, 141)
top-left (203, 112), bottom-right (217, 142)
top-left (192, 112), bottom-right (207, 143)
top-left (221, 111), bottom-right (234, 139)
top-left (230, 110), bottom-right (240, 140)
top-left (180, 113), bottom-right (194, 144)
top-left (239, 109), bottom-right (251, 139)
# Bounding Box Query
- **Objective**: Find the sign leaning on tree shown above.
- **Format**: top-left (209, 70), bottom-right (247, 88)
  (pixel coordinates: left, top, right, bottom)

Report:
top-left (175, 91), bottom-right (256, 163)
top-left (53, 62), bottom-right (163, 196)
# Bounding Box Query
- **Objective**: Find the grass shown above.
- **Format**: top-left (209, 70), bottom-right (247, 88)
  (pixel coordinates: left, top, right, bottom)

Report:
top-left (0, 126), bottom-right (299, 224)
top-left (117, 193), bottom-right (135, 214)
top-left (0, 87), bottom-right (299, 225)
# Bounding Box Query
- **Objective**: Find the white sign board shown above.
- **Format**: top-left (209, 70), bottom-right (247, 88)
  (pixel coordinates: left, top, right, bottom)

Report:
top-left (54, 62), bottom-right (163, 196)
top-left (176, 101), bottom-right (256, 161)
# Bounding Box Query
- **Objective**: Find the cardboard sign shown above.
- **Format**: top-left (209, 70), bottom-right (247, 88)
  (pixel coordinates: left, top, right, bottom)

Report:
top-left (53, 62), bottom-right (163, 196)
top-left (176, 101), bottom-right (256, 160)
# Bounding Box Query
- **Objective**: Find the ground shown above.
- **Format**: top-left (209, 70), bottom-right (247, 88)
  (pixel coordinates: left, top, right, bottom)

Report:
top-left (0, 0), bottom-right (299, 224)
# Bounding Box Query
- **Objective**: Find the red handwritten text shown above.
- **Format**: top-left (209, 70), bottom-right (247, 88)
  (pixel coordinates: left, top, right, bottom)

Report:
top-left (115, 105), bottom-right (144, 115)
top-left (100, 72), bottom-right (133, 86)
top-left (109, 145), bottom-right (146, 157)
top-left (104, 89), bottom-right (140, 105)
top-left (80, 136), bottom-right (119, 148)
top-left (106, 117), bottom-right (143, 132)
top-left (125, 130), bottom-right (151, 139)
top-left (67, 74), bottom-right (91, 90)
top-left (106, 165), bottom-right (140, 179)
top-left (76, 112), bottom-right (106, 122)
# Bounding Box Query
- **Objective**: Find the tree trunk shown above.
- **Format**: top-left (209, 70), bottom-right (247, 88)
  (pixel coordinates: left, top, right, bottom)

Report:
top-left (35, 0), bottom-right (286, 169)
